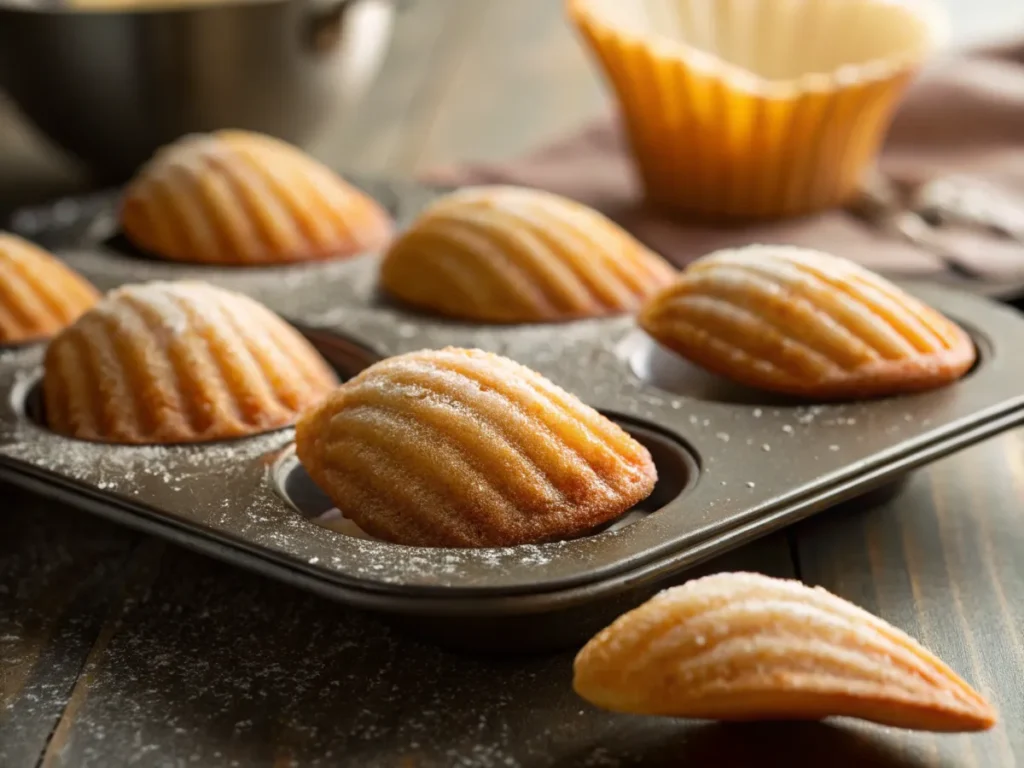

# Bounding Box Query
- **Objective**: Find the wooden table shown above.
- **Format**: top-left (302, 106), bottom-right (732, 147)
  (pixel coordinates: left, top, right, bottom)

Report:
top-left (3, 2), bottom-right (1024, 766)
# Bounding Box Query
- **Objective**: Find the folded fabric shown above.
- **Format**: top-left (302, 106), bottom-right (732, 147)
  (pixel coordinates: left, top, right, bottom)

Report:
top-left (426, 37), bottom-right (1024, 287)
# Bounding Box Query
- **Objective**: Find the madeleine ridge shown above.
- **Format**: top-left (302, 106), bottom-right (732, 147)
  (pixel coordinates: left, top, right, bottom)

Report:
top-left (120, 130), bottom-right (393, 265)
top-left (379, 186), bottom-right (676, 323)
top-left (639, 245), bottom-right (976, 399)
top-left (295, 347), bottom-right (658, 547)
top-left (573, 572), bottom-right (997, 732)
top-left (43, 280), bottom-right (339, 444)
top-left (0, 232), bottom-right (100, 344)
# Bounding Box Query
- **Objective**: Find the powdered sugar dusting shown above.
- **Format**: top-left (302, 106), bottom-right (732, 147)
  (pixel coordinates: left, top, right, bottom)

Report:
top-left (0, 193), bottom-right (1010, 610)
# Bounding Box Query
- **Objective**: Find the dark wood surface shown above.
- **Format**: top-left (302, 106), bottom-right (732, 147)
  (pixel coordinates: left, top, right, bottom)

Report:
top-left (2, 1), bottom-right (1024, 766)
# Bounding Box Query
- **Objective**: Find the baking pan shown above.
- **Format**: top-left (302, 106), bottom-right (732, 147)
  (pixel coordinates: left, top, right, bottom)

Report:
top-left (0, 177), bottom-right (446, 320)
top-left (9, 177), bottom-right (1024, 303)
top-left (4, 179), bottom-right (1024, 652)
top-left (3, 264), bottom-right (1024, 650)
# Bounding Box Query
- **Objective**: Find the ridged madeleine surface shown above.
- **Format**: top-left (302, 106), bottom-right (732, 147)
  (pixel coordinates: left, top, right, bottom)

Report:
top-left (43, 280), bottom-right (339, 444)
top-left (574, 572), bottom-right (997, 732)
top-left (120, 130), bottom-right (393, 265)
top-left (295, 347), bottom-right (657, 547)
top-left (0, 232), bottom-right (99, 344)
top-left (639, 245), bottom-right (975, 399)
top-left (379, 186), bottom-right (675, 322)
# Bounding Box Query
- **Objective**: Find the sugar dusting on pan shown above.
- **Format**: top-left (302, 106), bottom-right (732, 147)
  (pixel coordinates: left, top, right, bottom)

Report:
top-left (0, 204), bottom-right (1017, 599)
top-left (0, 295), bottom-right (979, 593)
top-left (0, 402), bottom-right (575, 585)
top-left (2, 498), bottom-right (636, 767)
top-left (313, 509), bottom-right (570, 571)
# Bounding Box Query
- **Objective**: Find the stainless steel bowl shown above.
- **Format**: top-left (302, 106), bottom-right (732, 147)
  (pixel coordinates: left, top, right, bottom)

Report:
top-left (0, 0), bottom-right (396, 181)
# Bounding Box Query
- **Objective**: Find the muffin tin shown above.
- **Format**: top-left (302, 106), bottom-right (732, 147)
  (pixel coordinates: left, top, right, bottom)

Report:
top-left (3, 178), bottom-right (1024, 652)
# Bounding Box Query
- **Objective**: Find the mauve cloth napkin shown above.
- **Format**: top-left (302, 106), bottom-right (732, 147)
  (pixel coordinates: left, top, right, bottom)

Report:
top-left (426, 38), bottom-right (1024, 283)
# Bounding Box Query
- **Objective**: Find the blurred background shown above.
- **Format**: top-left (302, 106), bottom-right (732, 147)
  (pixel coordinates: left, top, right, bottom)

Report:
top-left (1, 0), bottom-right (1023, 211)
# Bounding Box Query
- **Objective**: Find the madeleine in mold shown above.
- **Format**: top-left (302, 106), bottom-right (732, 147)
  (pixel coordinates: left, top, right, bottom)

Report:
top-left (43, 280), bottom-right (339, 444)
top-left (120, 130), bottom-right (393, 265)
top-left (295, 347), bottom-right (657, 547)
top-left (0, 232), bottom-right (100, 345)
top-left (379, 186), bottom-right (675, 323)
top-left (638, 245), bottom-right (975, 400)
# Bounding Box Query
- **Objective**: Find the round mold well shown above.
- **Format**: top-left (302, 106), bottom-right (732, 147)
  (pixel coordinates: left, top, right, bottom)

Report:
top-left (0, 337), bottom-right (50, 353)
top-left (619, 329), bottom-right (801, 406)
top-left (272, 414), bottom-right (700, 545)
top-left (620, 319), bottom-right (988, 407)
top-left (17, 325), bottom-right (380, 444)
top-left (97, 233), bottom-right (397, 269)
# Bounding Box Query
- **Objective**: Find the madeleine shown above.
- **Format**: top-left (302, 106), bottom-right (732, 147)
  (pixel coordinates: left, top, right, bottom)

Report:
top-left (296, 347), bottom-right (657, 547)
top-left (44, 280), bottom-right (338, 444)
top-left (0, 232), bottom-right (99, 344)
top-left (574, 572), bottom-right (996, 732)
top-left (380, 186), bottom-right (675, 323)
top-left (639, 245), bottom-right (975, 399)
top-left (120, 130), bottom-right (393, 265)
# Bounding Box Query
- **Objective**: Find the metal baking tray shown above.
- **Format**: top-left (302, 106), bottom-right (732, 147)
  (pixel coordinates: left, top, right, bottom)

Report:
top-left (3, 181), bottom-right (1024, 653)
top-left (10, 176), bottom-right (1024, 303)
top-left (1, 177), bottom-right (445, 320)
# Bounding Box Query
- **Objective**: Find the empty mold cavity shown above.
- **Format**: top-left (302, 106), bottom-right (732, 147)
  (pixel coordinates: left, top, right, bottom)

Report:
top-left (272, 415), bottom-right (699, 546)
top-left (620, 329), bottom-right (802, 406)
top-left (295, 325), bottom-right (382, 382)
top-left (621, 321), bottom-right (988, 406)
top-left (0, 338), bottom-right (48, 353)
top-left (17, 327), bottom-right (378, 443)
top-left (101, 233), bottom-right (177, 265)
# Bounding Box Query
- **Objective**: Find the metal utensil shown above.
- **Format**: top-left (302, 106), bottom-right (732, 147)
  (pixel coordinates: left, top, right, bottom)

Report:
top-left (0, 0), bottom-right (396, 182)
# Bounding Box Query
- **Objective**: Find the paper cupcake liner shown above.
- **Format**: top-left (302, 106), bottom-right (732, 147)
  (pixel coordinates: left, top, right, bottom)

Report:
top-left (569, 0), bottom-right (947, 219)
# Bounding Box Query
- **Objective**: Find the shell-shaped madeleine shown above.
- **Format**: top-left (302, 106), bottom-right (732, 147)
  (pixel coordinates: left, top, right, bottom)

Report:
top-left (574, 572), bottom-right (997, 732)
top-left (43, 281), bottom-right (339, 444)
top-left (639, 245), bottom-right (975, 399)
top-left (379, 186), bottom-right (676, 323)
top-left (120, 130), bottom-right (393, 265)
top-left (0, 232), bottom-right (99, 344)
top-left (295, 347), bottom-right (657, 547)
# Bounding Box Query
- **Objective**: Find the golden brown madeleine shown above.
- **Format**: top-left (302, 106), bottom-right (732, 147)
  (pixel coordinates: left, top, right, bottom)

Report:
top-left (639, 245), bottom-right (975, 399)
top-left (0, 232), bottom-right (99, 345)
top-left (295, 347), bottom-right (657, 547)
top-left (120, 130), bottom-right (393, 265)
top-left (574, 572), bottom-right (997, 732)
top-left (43, 280), bottom-right (338, 444)
top-left (379, 186), bottom-right (675, 323)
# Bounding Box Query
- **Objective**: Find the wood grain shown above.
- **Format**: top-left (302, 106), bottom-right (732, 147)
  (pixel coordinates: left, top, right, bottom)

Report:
top-left (10, 453), bottom-right (1018, 767)
top-left (795, 430), bottom-right (1024, 766)
top-left (2, 0), bottom-right (1024, 765)
top-left (0, 487), bottom-right (140, 768)
top-left (25, 520), bottom-right (794, 768)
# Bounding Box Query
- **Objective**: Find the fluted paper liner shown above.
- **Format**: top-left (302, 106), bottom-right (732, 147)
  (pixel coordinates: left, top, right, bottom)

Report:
top-left (568, 0), bottom-right (947, 218)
